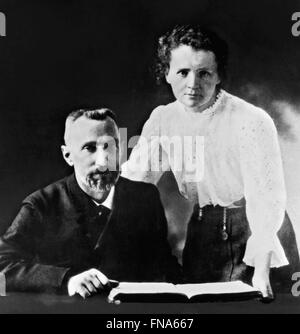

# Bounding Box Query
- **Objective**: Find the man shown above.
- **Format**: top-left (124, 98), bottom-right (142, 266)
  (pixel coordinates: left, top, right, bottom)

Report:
top-left (0, 108), bottom-right (180, 298)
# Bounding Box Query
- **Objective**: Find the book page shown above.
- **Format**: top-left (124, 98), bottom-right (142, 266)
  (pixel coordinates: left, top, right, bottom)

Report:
top-left (108, 282), bottom-right (178, 301)
top-left (175, 281), bottom-right (259, 299)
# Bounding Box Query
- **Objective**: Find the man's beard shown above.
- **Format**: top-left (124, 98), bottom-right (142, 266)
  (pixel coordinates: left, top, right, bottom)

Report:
top-left (86, 169), bottom-right (119, 192)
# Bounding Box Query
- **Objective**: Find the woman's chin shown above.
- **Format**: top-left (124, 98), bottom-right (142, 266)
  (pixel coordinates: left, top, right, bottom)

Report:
top-left (182, 99), bottom-right (207, 110)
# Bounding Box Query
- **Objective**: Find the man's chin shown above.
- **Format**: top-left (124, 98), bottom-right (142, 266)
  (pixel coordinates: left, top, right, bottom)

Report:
top-left (89, 182), bottom-right (114, 193)
top-left (84, 172), bottom-right (119, 194)
top-left (87, 183), bottom-right (114, 202)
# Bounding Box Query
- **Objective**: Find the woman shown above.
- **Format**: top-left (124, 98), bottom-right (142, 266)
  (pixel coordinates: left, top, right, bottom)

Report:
top-left (122, 25), bottom-right (296, 299)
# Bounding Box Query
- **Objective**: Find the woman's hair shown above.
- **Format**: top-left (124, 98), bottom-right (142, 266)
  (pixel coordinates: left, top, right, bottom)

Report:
top-left (155, 24), bottom-right (228, 84)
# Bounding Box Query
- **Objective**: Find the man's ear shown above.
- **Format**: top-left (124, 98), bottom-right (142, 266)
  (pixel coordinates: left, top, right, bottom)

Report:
top-left (61, 145), bottom-right (74, 167)
top-left (117, 138), bottom-right (124, 168)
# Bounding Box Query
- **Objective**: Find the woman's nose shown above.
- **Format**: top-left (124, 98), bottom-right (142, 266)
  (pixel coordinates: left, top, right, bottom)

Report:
top-left (187, 72), bottom-right (200, 88)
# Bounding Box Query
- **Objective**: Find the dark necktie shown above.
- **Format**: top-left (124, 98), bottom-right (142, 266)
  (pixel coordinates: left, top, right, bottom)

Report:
top-left (86, 205), bottom-right (111, 248)
top-left (97, 204), bottom-right (111, 219)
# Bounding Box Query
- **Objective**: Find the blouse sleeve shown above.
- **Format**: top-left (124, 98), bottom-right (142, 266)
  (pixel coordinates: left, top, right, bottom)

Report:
top-left (121, 106), bottom-right (170, 184)
top-left (238, 110), bottom-right (289, 268)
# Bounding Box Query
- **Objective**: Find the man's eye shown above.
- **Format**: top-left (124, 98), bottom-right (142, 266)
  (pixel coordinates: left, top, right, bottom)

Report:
top-left (177, 70), bottom-right (189, 77)
top-left (83, 145), bottom-right (96, 153)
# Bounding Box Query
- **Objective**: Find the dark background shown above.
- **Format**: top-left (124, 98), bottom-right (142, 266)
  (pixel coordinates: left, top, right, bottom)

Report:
top-left (0, 0), bottom-right (300, 234)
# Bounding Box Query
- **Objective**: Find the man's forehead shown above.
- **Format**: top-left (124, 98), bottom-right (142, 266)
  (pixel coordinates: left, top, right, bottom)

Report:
top-left (65, 116), bottom-right (118, 145)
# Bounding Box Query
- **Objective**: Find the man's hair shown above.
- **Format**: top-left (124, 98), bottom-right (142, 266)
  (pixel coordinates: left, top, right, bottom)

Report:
top-left (155, 24), bottom-right (228, 85)
top-left (66, 107), bottom-right (118, 125)
top-left (64, 108), bottom-right (119, 145)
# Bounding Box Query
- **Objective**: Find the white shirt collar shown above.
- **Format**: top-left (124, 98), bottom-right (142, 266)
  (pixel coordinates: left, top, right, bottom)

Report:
top-left (92, 186), bottom-right (115, 210)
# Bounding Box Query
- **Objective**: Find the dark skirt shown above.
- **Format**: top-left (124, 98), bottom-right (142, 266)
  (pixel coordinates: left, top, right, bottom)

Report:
top-left (182, 204), bottom-right (300, 292)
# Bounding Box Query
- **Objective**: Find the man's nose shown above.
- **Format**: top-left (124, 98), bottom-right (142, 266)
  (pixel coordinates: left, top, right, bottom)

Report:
top-left (95, 150), bottom-right (108, 169)
top-left (187, 72), bottom-right (200, 88)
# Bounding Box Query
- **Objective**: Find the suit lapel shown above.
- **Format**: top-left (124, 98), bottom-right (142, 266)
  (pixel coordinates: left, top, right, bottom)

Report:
top-left (66, 175), bottom-right (132, 250)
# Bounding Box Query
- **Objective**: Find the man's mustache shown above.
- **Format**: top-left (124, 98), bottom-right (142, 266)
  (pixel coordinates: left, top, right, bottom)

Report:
top-left (88, 165), bottom-right (120, 176)
top-left (88, 169), bottom-right (111, 178)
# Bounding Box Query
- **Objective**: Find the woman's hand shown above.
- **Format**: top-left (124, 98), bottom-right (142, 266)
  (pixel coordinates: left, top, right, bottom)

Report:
top-left (252, 252), bottom-right (274, 302)
top-left (252, 269), bottom-right (274, 301)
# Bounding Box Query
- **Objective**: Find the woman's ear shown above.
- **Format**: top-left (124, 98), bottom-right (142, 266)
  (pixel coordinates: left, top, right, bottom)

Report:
top-left (165, 69), bottom-right (171, 84)
top-left (61, 145), bottom-right (74, 166)
top-left (216, 72), bottom-right (221, 85)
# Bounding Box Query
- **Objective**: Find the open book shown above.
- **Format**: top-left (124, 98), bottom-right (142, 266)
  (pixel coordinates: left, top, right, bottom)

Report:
top-left (108, 281), bottom-right (261, 303)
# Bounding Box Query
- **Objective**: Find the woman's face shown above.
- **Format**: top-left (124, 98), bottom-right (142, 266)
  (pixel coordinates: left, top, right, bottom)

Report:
top-left (165, 45), bottom-right (220, 112)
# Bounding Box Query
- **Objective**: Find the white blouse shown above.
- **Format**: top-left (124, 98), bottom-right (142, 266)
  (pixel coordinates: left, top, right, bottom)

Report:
top-left (122, 90), bottom-right (288, 268)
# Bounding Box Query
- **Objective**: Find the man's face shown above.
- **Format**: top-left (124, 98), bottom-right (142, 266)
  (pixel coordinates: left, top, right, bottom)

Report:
top-left (166, 45), bottom-right (220, 112)
top-left (62, 116), bottom-right (120, 202)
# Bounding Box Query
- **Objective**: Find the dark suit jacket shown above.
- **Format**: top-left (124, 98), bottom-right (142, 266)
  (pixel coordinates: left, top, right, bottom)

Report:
top-left (0, 174), bottom-right (180, 293)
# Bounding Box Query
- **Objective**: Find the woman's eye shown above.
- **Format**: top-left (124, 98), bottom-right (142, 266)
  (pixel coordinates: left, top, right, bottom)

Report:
top-left (178, 70), bottom-right (189, 77)
top-left (198, 71), bottom-right (211, 78)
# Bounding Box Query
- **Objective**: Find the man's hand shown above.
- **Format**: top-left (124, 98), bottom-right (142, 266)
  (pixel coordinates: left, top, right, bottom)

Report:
top-left (67, 268), bottom-right (109, 298)
top-left (252, 252), bottom-right (274, 302)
